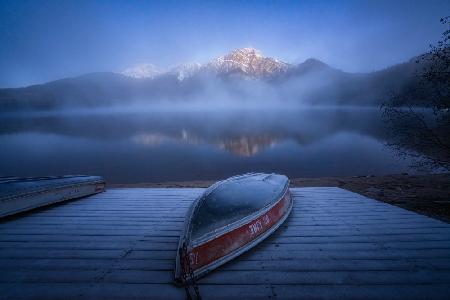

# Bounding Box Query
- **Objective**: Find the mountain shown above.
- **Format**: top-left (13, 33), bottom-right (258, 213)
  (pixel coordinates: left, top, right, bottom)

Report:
top-left (169, 62), bottom-right (202, 81)
top-left (0, 72), bottom-right (139, 110)
top-left (204, 47), bottom-right (290, 79)
top-left (119, 48), bottom-right (289, 81)
top-left (0, 48), bottom-right (425, 111)
top-left (121, 64), bottom-right (163, 79)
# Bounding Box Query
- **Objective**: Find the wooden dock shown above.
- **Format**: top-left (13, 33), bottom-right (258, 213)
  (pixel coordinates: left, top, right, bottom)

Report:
top-left (1, 187), bottom-right (450, 299)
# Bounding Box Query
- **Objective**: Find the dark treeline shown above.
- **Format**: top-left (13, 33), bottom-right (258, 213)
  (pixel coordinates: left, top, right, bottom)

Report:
top-left (383, 17), bottom-right (450, 170)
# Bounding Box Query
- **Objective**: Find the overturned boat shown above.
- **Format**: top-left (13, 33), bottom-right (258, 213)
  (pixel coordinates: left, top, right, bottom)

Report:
top-left (0, 175), bottom-right (105, 218)
top-left (175, 173), bottom-right (292, 284)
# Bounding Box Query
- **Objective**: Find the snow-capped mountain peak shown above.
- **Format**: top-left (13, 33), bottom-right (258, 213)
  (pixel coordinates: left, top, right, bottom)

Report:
top-left (207, 48), bottom-right (290, 78)
top-left (121, 48), bottom-right (292, 81)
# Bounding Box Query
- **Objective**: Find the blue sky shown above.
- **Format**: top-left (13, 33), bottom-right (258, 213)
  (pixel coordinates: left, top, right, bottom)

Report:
top-left (0, 0), bottom-right (449, 87)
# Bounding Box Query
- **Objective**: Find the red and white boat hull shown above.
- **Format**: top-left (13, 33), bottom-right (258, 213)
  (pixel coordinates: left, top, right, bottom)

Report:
top-left (175, 173), bottom-right (292, 284)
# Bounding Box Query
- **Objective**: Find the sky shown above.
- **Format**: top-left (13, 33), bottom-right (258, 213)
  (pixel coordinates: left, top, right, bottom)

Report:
top-left (0, 0), bottom-right (449, 88)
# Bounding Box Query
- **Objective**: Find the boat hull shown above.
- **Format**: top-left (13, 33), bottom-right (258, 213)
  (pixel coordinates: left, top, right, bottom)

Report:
top-left (175, 173), bottom-right (292, 284)
top-left (190, 188), bottom-right (292, 279)
top-left (0, 175), bottom-right (105, 218)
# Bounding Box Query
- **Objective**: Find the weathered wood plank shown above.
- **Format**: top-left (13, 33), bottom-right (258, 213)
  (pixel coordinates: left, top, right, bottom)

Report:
top-left (0, 283), bottom-right (185, 300)
top-left (2, 257), bottom-right (450, 272)
top-left (198, 269), bottom-right (450, 285)
top-left (270, 285), bottom-right (450, 300)
top-left (2, 240), bottom-right (450, 252)
top-left (0, 258), bottom-right (174, 271)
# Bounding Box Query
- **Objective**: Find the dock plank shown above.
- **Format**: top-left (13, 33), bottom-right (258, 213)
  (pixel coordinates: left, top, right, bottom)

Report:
top-left (0, 187), bottom-right (449, 299)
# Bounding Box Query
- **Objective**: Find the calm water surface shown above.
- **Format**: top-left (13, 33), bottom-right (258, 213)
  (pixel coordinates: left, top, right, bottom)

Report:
top-left (0, 107), bottom-right (416, 183)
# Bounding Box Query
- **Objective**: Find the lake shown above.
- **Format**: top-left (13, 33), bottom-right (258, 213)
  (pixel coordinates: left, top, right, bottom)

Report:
top-left (0, 106), bottom-right (417, 183)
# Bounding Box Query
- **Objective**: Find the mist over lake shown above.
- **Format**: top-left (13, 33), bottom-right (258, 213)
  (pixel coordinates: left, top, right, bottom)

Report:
top-left (0, 106), bottom-right (416, 183)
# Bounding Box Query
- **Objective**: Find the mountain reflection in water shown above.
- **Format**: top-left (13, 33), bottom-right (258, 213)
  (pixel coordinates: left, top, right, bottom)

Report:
top-left (0, 107), bottom-right (417, 183)
top-left (133, 132), bottom-right (278, 157)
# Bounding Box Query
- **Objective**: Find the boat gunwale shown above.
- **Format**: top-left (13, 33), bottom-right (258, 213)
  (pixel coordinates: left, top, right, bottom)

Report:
top-left (0, 177), bottom-right (105, 202)
top-left (0, 175), bottom-right (96, 184)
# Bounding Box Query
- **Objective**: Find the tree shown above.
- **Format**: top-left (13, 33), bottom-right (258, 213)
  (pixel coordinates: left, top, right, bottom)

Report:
top-left (382, 17), bottom-right (450, 170)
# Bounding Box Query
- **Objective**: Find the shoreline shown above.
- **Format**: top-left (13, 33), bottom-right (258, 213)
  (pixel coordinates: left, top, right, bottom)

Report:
top-left (109, 173), bottom-right (450, 223)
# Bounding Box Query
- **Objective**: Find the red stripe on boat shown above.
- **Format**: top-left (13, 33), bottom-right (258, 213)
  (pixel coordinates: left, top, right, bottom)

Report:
top-left (188, 190), bottom-right (291, 271)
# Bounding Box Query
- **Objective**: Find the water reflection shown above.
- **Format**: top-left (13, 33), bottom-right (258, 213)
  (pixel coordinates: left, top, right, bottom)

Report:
top-left (0, 107), bottom-right (416, 182)
top-left (132, 131), bottom-right (278, 157)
